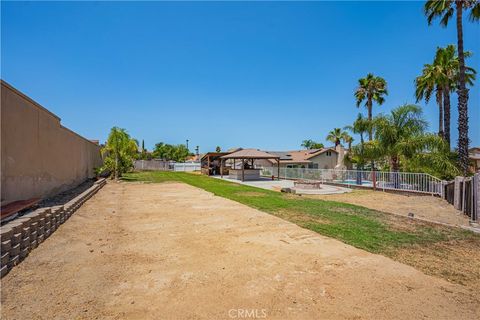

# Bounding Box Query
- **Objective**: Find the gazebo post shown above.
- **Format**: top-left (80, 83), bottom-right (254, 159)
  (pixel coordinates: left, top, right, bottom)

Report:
top-left (207, 156), bottom-right (210, 176)
top-left (242, 158), bottom-right (245, 181)
top-left (220, 159), bottom-right (223, 178)
top-left (277, 159), bottom-right (280, 180)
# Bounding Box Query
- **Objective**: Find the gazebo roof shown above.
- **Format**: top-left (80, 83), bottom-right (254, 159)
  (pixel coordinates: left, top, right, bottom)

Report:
top-left (200, 152), bottom-right (230, 161)
top-left (220, 148), bottom-right (280, 159)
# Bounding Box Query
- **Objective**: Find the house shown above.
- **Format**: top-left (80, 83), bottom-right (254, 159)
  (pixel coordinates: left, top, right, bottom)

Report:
top-left (256, 148), bottom-right (339, 169)
top-left (469, 147), bottom-right (480, 173)
top-left (201, 147), bottom-right (345, 176)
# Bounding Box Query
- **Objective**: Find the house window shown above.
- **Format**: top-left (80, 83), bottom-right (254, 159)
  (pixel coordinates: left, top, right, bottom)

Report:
top-left (326, 151), bottom-right (332, 156)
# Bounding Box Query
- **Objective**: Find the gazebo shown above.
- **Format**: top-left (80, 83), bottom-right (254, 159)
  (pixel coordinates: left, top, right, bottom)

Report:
top-left (200, 152), bottom-right (230, 176)
top-left (220, 149), bottom-right (280, 181)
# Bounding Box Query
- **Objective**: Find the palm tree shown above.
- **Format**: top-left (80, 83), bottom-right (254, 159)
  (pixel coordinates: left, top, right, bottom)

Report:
top-left (345, 113), bottom-right (372, 176)
top-left (415, 45), bottom-right (476, 148)
top-left (102, 127), bottom-right (138, 180)
top-left (415, 62), bottom-right (444, 139)
top-left (326, 128), bottom-right (349, 148)
top-left (346, 114), bottom-right (371, 149)
top-left (301, 139), bottom-right (324, 149)
top-left (434, 45), bottom-right (476, 147)
top-left (425, 0), bottom-right (480, 174)
top-left (354, 73), bottom-right (388, 140)
top-left (373, 105), bottom-right (432, 172)
top-left (344, 135), bottom-right (354, 151)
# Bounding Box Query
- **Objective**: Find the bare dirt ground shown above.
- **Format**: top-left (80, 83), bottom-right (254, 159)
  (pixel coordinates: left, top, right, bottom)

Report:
top-left (308, 189), bottom-right (471, 227)
top-left (1, 182), bottom-right (479, 319)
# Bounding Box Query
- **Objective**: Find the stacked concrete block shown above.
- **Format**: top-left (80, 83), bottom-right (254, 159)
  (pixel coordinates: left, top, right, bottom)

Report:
top-left (22, 209), bottom-right (43, 250)
top-left (1, 226), bottom-right (14, 277)
top-left (0, 178), bottom-right (107, 278)
top-left (51, 206), bottom-right (64, 228)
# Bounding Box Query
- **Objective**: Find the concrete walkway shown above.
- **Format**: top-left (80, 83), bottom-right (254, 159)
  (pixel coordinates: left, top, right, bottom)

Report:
top-left (213, 176), bottom-right (351, 194)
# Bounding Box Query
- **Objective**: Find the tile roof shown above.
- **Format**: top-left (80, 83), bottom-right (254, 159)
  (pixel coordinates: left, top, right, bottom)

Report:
top-left (264, 148), bottom-right (337, 164)
top-left (220, 149), bottom-right (280, 159)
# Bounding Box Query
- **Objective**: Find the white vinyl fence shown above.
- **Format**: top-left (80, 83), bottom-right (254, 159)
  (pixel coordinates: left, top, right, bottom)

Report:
top-left (173, 163), bottom-right (201, 172)
top-left (261, 167), bottom-right (444, 196)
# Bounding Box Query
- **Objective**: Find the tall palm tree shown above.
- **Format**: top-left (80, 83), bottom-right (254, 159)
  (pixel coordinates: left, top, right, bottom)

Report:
top-left (344, 135), bottom-right (354, 151)
top-left (415, 45), bottom-right (476, 148)
top-left (354, 73), bottom-right (388, 140)
top-left (434, 45), bottom-right (476, 147)
top-left (345, 114), bottom-right (371, 164)
top-left (415, 63), bottom-right (444, 139)
top-left (326, 128), bottom-right (349, 148)
top-left (425, 0), bottom-right (480, 174)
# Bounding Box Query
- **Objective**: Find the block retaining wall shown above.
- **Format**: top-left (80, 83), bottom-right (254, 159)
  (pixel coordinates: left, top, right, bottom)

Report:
top-left (0, 178), bottom-right (107, 278)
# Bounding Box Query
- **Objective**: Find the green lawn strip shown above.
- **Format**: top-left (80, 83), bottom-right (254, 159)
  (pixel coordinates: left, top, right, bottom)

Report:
top-left (122, 171), bottom-right (477, 254)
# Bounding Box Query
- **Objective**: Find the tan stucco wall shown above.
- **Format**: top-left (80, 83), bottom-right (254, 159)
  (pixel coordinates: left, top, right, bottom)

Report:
top-left (309, 152), bottom-right (338, 169)
top-left (1, 81), bottom-right (103, 204)
top-left (254, 153), bottom-right (338, 170)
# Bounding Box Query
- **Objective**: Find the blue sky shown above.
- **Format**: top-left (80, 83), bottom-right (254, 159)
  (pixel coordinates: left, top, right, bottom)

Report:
top-left (2, 1), bottom-right (479, 152)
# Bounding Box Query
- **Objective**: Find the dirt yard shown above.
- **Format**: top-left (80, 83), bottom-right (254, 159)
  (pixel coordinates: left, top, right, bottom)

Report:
top-left (1, 182), bottom-right (479, 319)
top-left (308, 189), bottom-right (471, 227)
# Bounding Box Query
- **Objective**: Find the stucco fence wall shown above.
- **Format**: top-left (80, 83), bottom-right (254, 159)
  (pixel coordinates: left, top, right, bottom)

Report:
top-left (1, 81), bottom-right (103, 205)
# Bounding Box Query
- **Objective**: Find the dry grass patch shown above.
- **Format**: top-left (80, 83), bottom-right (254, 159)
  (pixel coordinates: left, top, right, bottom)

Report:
top-left (275, 209), bottom-right (331, 226)
top-left (391, 239), bottom-right (480, 290)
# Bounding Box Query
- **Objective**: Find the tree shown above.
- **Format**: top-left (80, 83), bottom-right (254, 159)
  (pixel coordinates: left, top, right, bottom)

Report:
top-left (345, 114), bottom-right (371, 179)
top-left (101, 127), bottom-right (138, 180)
top-left (344, 135), bottom-right (354, 151)
top-left (425, 0), bottom-right (480, 174)
top-left (416, 45), bottom-right (476, 146)
top-left (153, 143), bottom-right (190, 162)
top-left (354, 73), bottom-right (388, 140)
top-left (301, 139), bottom-right (324, 149)
top-left (216, 146), bottom-right (221, 152)
top-left (373, 105), bottom-right (436, 172)
top-left (415, 61), bottom-right (445, 139)
top-left (174, 144), bottom-right (190, 162)
top-left (436, 45), bottom-right (476, 146)
top-left (326, 128), bottom-right (349, 148)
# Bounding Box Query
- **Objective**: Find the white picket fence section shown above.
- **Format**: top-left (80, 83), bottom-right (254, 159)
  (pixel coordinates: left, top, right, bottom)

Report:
top-left (260, 167), bottom-right (444, 196)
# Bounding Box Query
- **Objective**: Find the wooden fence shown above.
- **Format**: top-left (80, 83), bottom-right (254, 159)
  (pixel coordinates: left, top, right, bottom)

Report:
top-left (443, 173), bottom-right (479, 222)
top-left (134, 160), bottom-right (172, 171)
top-left (133, 160), bottom-right (201, 172)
